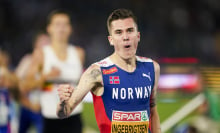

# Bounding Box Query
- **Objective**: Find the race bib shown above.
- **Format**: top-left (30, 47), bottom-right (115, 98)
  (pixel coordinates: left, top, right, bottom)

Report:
top-left (111, 110), bottom-right (149, 133)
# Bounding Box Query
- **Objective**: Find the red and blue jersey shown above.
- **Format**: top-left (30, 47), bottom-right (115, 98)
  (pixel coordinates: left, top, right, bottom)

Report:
top-left (92, 56), bottom-right (155, 133)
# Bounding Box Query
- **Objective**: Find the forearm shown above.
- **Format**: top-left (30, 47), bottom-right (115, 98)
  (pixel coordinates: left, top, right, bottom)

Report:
top-left (151, 61), bottom-right (161, 133)
top-left (57, 65), bottom-right (102, 118)
top-left (57, 85), bottom-right (91, 119)
top-left (57, 101), bottom-right (70, 119)
top-left (23, 59), bottom-right (44, 90)
top-left (21, 75), bottom-right (45, 91)
top-left (57, 100), bottom-right (78, 119)
top-left (151, 107), bottom-right (161, 133)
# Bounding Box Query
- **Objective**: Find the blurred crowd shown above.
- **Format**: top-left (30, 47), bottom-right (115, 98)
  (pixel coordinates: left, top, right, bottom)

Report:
top-left (0, 0), bottom-right (220, 133)
top-left (0, 0), bottom-right (220, 67)
top-left (0, 32), bottom-right (49, 133)
top-left (0, 8), bottom-right (87, 132)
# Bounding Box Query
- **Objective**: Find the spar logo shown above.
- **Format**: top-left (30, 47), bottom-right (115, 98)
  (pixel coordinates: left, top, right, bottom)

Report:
top-left (112, 110), bottom-right (149, 122)
top-left (141, 111), bottom-right (148, 121)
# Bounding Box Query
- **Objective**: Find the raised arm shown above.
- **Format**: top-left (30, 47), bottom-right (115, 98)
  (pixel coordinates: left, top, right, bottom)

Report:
top-left (57, 64), bottom-right (102, 118)
top-left (150, 61), bottom-right (161, 133)
top-left (19, 48), bottom-right (44, 91)
top-left (20, 47), bottom-right (61, 91)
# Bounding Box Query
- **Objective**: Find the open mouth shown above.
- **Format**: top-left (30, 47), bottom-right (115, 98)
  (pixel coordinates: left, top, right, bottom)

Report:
top-left (124, 45), bottom-right (131, 48)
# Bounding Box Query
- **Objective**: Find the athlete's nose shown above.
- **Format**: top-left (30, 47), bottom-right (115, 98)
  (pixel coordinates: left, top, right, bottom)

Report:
top-left (123, 33), bottom-right (129, 41)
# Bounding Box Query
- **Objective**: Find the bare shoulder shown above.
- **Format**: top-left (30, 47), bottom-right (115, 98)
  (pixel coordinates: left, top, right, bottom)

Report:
top-left (83, 64), bottom-right (102, 80)
top-left (78, 63), bottom-right (103, 95)
top-left (75, 46), bottom-right (85, 54)
top-left (152, 60), bottom-right (160, 73)
top-left (32, 47), bottom-right (43, 62)
top-left (75, 46), bottom-right (85, 64)
top-left (85, 64), bottom-right (103, 95)
top-left (28, 47), bottom-right (44, 74)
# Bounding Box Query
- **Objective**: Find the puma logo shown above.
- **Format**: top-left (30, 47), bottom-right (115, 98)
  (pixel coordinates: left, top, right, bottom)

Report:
top-left (142, 72), bottom-right (151, 81)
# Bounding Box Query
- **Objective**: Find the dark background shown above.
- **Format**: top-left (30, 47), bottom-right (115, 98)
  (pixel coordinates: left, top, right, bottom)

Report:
top-left (0, 0), bottom-right (220, 67)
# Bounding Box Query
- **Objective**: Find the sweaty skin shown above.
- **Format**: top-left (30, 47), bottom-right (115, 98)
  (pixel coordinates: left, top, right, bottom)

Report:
top-left (57, 18), bottom-right (161, 133)
top-left (57, 65), bottom-right (103, 118)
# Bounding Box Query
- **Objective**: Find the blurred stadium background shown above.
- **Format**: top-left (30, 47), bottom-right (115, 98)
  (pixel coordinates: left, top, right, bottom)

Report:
top-left (0, 0), bottom-right (220, 132)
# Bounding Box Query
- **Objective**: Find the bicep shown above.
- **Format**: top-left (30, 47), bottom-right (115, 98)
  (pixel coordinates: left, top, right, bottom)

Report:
top-left (76, 47), bottom-right (85, 65)
top-left (26, 49), bottom-right (43, 77)
top-left (70, 65), bottom-right (102, 103)
top-left (150, 61), bottom-right (160, 109)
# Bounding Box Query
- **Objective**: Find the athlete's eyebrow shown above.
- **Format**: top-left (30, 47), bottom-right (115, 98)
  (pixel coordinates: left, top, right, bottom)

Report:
top-left (127, 27), bottom-right (134, 32)
top-left (114, 29), bottom-right (122, 34)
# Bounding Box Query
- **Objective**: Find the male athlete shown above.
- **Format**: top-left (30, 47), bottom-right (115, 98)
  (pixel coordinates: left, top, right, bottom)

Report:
top-left (57, 9), bottom-right (161, 133)
top-left (24, 10), bottom-right (85, 133)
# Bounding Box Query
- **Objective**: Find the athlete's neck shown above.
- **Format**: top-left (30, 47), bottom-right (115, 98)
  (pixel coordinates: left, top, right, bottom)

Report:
top-left (51, 40), bottom-right (68, 51)
top-left (110, 53), bottom-right (136, 72)
top-left (51, 40), bottom-right (68, 61)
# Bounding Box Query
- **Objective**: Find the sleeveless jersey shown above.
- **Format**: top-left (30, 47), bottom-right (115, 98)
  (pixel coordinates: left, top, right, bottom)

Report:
top-left (0, 88), bottom-right (10, 131)
top-left (15, 54), bottom-right (41, 106)
top-left (41, 45), bottom-right (83, 118)
top-left (93, 56), bottom-right (155, 133)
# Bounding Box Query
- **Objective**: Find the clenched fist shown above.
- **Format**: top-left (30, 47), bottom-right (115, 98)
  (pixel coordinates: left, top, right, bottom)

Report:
top-left (57, 84), bottom-right (74, 102)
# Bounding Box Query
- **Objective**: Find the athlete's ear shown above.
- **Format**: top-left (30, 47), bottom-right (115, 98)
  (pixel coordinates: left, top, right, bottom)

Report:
top-left (108, 35), bottom-right (114, 46)
top-left (137, 32), bottom-right (140, 42)
top-left (46, 25), bottom-right (51, 35)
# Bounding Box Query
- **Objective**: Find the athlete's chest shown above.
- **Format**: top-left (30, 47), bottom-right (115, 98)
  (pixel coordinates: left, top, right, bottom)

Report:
top-left (101, 63), bottom-right (154, 102)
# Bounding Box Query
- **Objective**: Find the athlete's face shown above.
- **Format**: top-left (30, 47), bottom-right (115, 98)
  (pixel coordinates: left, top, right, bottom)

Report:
top-left (34, 34), bottom-right (50, 49)
top-left (47, 14), bottom-right (72, 42)
top-left (108, 18), bottom-right (140, 59)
